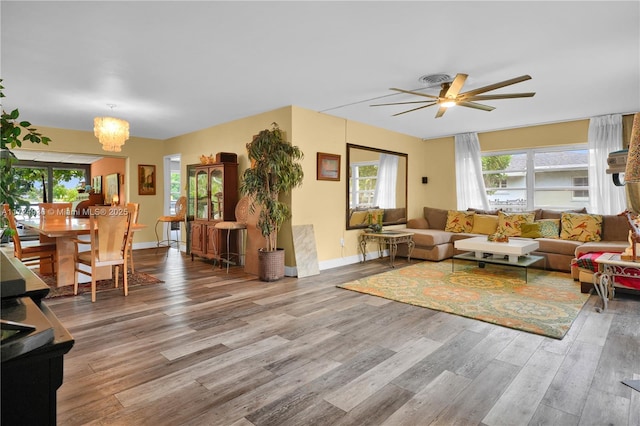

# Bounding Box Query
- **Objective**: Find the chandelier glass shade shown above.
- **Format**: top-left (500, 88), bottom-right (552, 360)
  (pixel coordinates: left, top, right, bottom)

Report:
top-left (94, 116), bottom-right (129, 152)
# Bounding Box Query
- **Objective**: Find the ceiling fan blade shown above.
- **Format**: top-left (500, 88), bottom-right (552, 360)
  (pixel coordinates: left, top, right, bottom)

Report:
top-left (434, 106), bottom-right (447, 118)
top-left (457, 101), bottom-right (495, 112)
top-left (444, 73), bottom-right (468, 98)
top-left (463, 92), bottom-right (536, 101)
top-left (371, 100), bottom-right (437, 107)
top-left (392, 102), bottom-right (438, 116)
top-left (459, 75), bottom-right (532, 97)
top-left (389, 88), bottom-right (439, 100)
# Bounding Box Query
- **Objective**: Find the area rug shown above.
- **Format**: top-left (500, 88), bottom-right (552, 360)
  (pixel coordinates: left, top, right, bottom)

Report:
top-left (39, 271), bottom-right (164, 299)
top-left (337, 260), bottom-right (589, 339)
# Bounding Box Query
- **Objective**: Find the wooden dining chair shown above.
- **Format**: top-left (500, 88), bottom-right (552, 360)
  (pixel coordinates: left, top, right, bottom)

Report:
top-left (73, 206), bottom-right (133, 302)
top-left (38, 202), bottom-right (73, 221)
top-left (125, 202), bottom-right (139, 273)
top-left (2, 204), bottom-right (57, 273)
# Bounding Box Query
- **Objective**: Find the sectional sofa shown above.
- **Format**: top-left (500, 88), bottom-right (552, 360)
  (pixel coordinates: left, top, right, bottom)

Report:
top-left (396, 206), bottom-right (631, 292)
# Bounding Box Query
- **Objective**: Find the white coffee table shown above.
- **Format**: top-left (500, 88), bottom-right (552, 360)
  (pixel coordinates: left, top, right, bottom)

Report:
top-left (453, 236), bottom-right (544, 282)
top-left (454, 236), bottom-right (539, 263)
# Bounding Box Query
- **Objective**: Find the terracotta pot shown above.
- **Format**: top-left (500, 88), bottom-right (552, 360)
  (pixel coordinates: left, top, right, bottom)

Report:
top-left (258, 248), bottom-right (285, 282)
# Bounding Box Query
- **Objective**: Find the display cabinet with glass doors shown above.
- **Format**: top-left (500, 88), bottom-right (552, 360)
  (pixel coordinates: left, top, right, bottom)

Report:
top-left (190, 161), bottom-right (238, 262)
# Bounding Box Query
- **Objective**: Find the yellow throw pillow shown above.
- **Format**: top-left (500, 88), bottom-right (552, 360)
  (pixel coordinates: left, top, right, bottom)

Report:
top-left (349, 210), bottom-right (368, 226)
top-left (445, 210), bottom-right (475, 233)
top-left (470, 214), bottom-right (499, 235)
top-left (520, 222), bottom-right (542, 238)
top-left (560, 212), bottom-right (603, 242)
top-left (496, 211), bottom-right (535, 237)
top-left (368, 208), bottom-right (385, 224)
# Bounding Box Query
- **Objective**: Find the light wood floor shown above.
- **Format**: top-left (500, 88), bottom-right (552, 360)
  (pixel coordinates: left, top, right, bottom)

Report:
top-left (47, 248), bottom-right (640, 426)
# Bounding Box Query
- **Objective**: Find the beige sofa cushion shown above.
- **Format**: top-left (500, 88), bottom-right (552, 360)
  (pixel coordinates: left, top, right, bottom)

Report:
top-left (535, 237), bottom-right (582, 256)
top-left (602, 214), bottom-right (631, 241)
top-left (407, 217), bottom-right (429, 229)
top-left (410, 229), bottom-right (455, 247)
top-left (423, 206), bottom-right (449, 230)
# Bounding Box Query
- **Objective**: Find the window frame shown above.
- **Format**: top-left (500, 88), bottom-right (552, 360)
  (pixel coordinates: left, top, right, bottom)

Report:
top-left (481, 144), bottom-right (589, 212)
top-left (13, 159), bottom-right (90, 207)
top-left (349, 160), bottom-right (378, 209)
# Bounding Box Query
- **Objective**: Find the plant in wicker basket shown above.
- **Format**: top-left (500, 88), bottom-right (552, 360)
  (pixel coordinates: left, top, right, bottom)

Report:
top-left (240, 123), bottom-right (304, 281)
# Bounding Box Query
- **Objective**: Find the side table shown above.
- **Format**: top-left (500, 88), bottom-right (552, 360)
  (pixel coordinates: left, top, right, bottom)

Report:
top-left (359, 231), bottom-right (414, 268)
top-left (593, 252), bottom-right (640, 311)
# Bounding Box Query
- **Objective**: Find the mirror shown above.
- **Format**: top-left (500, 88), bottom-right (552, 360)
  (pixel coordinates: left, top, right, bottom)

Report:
top-left (346, 143), bottom-right (408, 230)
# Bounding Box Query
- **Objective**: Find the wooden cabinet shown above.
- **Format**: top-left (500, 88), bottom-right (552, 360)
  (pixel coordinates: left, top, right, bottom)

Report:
top-left (190, 162), bottom-right (238, 262)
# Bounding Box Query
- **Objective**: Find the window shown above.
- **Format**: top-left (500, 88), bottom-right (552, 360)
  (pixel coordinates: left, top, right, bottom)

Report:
top-left (349, 161), bottom-right (378, 208)
top-left (12, 160), bottom-right (89, 216)
top-left (572, 177), bottom-right (589, 199)
top-left (168, 158), bottom-right (181, 215)
top-left (482, 145), bottom-right (589, 212)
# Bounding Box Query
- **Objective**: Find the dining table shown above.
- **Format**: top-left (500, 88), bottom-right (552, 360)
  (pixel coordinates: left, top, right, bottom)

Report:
top-left (19, 216), bottom-right (146, 287)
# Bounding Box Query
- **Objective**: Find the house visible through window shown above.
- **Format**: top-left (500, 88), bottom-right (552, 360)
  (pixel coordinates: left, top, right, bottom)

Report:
top-left (572, 176), bottom-right (589, 199)
top-left (481, 145), bottom-right (589, 212)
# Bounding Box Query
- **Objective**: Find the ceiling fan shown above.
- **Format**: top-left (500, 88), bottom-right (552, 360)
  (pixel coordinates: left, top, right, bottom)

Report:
top-left (371, 73), bottom-right (535, 118)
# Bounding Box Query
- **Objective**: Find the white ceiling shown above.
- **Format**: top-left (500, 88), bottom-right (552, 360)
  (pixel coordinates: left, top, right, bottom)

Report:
top-left (1, 1), bottom-right (639, 144)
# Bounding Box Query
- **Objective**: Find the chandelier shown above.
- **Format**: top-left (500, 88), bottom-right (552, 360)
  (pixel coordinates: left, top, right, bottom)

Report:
top-left (94, 105), bottom-right (129, 152)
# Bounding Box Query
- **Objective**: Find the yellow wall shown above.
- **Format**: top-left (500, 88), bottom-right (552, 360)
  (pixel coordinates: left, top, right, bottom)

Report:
top-left (21, 111), bottom-right (636, 271)
top-left (288, 109), bottom-right (425, 263)
top-left (15, 126), bottom-right (165, 246)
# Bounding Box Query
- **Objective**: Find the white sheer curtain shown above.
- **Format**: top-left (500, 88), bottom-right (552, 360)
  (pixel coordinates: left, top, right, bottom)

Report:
top-left (588, 114), bottom-right (625, 214)
top-left (373, 153), bottom-right (398, 208)
top-left (454, 132), bottom-right (490, 210)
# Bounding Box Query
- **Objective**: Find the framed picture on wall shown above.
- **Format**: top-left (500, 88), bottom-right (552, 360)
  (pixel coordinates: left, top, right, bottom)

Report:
top-left (105, 173), bottom-right (120, 205)
top-left (317, 152), bottom-right (340, 181)
top-left (92, 175), bottom-right (102, 194)
top-left (138, 164), bottom-right (156, 195)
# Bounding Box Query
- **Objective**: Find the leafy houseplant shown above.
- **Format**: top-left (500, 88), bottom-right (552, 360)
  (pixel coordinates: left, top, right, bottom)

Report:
top-left (1, 79), bottom-right (51, 238)
top-left (240, 123), bottom-right (304, 281)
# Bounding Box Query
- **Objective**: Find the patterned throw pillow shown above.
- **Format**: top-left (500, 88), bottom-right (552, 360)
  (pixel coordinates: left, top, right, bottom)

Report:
top-left (496, 211), bottom-right (535, 237)
top-left (349, 210), bottom-right (369, 226)
top-left (520, 219), bottom-right (560, 238)
top-left (537, 219), bottom-right (560, 238)
top-left (560, 212), bottom-right (603, 242)
top-left (444, 210), bottom-right (475, 233)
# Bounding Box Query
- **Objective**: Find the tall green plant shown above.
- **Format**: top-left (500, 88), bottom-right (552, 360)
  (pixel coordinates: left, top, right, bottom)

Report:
top-left (1, 79), bottom-right (52, 210)
top-left (240, 123), bottom-right (304, 251)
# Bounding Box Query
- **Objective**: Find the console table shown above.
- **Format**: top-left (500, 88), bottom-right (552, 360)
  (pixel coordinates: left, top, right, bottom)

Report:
top-left (594, 252), bottom-right (640, 311)
top-left (359, 231), bottom-right (414, 268)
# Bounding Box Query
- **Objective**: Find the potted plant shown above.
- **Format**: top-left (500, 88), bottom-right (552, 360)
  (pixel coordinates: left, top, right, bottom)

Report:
top-left (1, 79), bottom-right (51, 241)
top-left (240, 123), bottom-right (304, 281)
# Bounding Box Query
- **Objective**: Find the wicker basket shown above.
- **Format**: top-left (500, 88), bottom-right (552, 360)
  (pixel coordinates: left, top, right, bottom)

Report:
top-left (258, 248), bottom-right (285, 282)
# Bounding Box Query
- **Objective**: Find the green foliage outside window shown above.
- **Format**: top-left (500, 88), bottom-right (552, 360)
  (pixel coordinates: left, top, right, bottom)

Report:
top-left (482, 155), bottom-right (512, 195)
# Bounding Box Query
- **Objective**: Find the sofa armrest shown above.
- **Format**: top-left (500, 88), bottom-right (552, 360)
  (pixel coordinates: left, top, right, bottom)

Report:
top-left (407, 217), bottom-right (429, 229)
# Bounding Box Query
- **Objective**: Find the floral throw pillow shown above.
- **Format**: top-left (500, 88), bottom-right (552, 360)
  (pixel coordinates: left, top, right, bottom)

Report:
top-left (496, 211), bottom-right (535, 237)
top-left (560, 212), bottom-right (603, 242)
top-left (444, 210), bottom-right (474, 233)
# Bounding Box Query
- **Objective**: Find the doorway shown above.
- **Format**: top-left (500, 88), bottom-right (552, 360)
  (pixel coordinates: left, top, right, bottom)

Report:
top-left (163, 154), bottom-right (182, 247)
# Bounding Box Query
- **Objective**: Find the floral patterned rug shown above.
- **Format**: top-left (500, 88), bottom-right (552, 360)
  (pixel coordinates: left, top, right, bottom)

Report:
top-left (338, 260), bottom-right (589, 339)
top-left (39, 271), bottom-right (164, 299)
